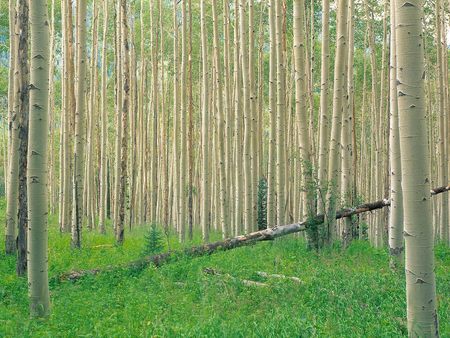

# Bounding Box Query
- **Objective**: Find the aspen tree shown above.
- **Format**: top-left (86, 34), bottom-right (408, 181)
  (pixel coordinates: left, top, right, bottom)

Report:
top-left (388, 0), bottom-right (403, 268)
top-left (340, 0), bottom-right (354, 243)
top-left (325, 0), bottom-right (348, 243)
top-left (17, 0), bottom-right (30, 276)
top-left (5, 0), bottom-right (19, 255)
top-left (128, 12), bottom-right (137, 229)
top-left (234, 0), bottom-right (244, 235)
top-left (239, 0), bottom-right (253, 232)
top-left (395, 0), bottom-right (439, 335)
top-left (249, 0), bottom-right (258, 229)
top-left (317, 0), bottom-right (330, 215)
top-left (212, 0), bottom-right (230, 238)
top-left (188, 0), bottom-right (194, 240)
top-left (47, 0), bottom-right (56, 215)
top-left (113, 0), bottom-right (123, 228)
top-left (275, 0), bottom-right (286, 226)
top-left (72, 0), bottom-right (88, 248)
top-left (200, 0), bottom-right (210, 241)
top-left (436, 0), bottom-right (448, 242)
top-left (86, 2), bottom-right (99, 231)
top-left (257, 9), bottom-right (265, 180)
top-left (172, 0), bottom-right (180, 231)
top-left (136, 0), bottom-right (146, 226)
top-left (380, 0), bottom-right (390, 241)
top-left (150, 0), bottom-right (159, 224)
top-left (179, 0), bottom-right (187, 241)
top-left (116, 0), bottom-right (130, 244)
top-left (60, 0), bottom-right (75, 233)
top-left (364, 0), bottom-right (381, 247)
top-left (99, 0), bottom-right (109, 234)
top-left (267, 0), bottom-right (277, 227)
top-left (224, 0), bottom-right (234, 233)
top-left (293, 0), bottom-right (314, 221)
top-left (28, 0), bottom-right (50, 317)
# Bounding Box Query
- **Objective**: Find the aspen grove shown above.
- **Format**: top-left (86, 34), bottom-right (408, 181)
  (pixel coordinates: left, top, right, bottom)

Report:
top-left (0, 0), bottom-right (449, 336)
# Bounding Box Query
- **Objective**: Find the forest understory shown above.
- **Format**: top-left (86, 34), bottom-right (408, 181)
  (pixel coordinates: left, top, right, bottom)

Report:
top-left (0, 199), bottom-right (448, 337)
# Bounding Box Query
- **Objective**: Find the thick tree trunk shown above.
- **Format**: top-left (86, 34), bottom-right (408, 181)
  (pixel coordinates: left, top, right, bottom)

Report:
top-left (395, 0), bottom-right (439, 335)
top-left (28, 0), bottom-right (50, 317)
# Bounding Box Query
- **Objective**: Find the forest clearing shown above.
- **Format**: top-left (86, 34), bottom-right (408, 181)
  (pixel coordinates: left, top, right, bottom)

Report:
top-left (1, 0), bottom-right (450, 336)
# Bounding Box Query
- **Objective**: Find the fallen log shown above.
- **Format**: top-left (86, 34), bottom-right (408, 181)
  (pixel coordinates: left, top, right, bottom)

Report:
top-left (256, 271), bottom-right (302, 284)
top-left (203, 268), bottom-right (268, 287)
top-left (58, 184), bottom-right (450, 282)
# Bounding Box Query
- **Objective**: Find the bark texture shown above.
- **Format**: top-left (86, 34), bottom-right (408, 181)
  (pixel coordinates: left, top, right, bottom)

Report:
top-left (395, 0), bottom-right (439, 335)
top-left (28, 0), bottom-right (51, 317)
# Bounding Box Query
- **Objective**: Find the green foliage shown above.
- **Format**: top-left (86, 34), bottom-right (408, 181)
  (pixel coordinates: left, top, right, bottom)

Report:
top-left (0, 200), bottom-right (449, 336)
top-left (142, 223), bottom-right (164, 256)
top-left (257, 177), bottom-right (268, 230)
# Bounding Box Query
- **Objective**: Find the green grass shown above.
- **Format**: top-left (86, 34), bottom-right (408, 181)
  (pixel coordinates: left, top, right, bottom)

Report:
top-left (0, 199), bottom-right (449, 337)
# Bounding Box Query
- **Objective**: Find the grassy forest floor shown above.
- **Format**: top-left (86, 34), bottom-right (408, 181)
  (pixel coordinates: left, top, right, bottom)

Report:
top-left (0, 198), bottom-right (449, 337)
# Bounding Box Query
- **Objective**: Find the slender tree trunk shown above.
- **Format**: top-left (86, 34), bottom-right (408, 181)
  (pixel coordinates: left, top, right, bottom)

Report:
top-left (116, 0), bottom-right (130, 244)
top-left (388, 0), bottom-right (403, 268)
top-left (28, 0), bottom-right (50, 317)
top-left (436, 0), bottom-right (449, 242)
top-left (325, 0), bottom-right (348, 243)
top-left (239, 0), bottom-right (253, 232)
top-left (294, 0), bottom-right (314, 220)
top-left (72, 0), bottom-right (88, 248)
top-left (234, 0), bottom-right (244, 235)
top-left (113, 1), bottom-right (123, 229)
top-left (249, 0), bottom-right (258, 230)
top-left (317, 0), bottom-right (330, 215)
top-left (395, 0), bottom-right (439, 335)
top-left (99, 0), bottom-right (109, 234)
top-left (267, 0), bottom-right (277, 228)
top-left (187, 0), bottom-right (194, 240)
top-left (47, 0), bottom-right (56, 215)
top-left (340, 0), bottom-right (354, 244)
top-left (150, 0), bottom-right (158, 225)
top-left (16, 0), bottom-right (30, 276)
top-left (275, 0), bottom-right (286, 226)
top-left (178, 0), bottom-right (187, 242)
top-left (86, 2), bottom-right (99, 231)
top-left (5, 1), bottom-right (19, 255)
top-left (200, 0), bottom-right (210, 241)
top-left (212, 0), bottom-right (229, 238)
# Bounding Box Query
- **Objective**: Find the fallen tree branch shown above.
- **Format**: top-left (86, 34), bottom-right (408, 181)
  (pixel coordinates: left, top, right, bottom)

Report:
top-left (57, 184), bottom-right (450, 282)
top-left (256, 271), bottom-right (302, 284)
top-left (203, 268), bottom-right (268, 287)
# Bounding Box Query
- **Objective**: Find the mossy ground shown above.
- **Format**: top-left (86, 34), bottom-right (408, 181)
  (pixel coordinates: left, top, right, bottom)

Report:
top-left (0, 198), bottom-right (449, 337)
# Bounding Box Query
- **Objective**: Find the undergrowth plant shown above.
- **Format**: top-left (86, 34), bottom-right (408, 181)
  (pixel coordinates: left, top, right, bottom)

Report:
top-left (142, 223), bottom-right (165, 256)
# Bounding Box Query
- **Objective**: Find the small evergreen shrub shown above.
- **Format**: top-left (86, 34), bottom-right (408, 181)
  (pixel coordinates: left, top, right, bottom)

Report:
top-left (257, 177), bottom-right (268, 230)
top-left (142, 223), bottom-right (165, 256)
